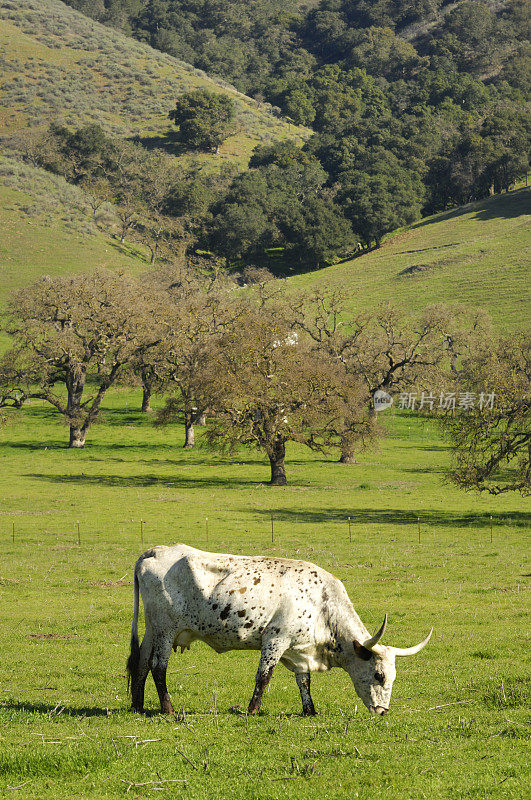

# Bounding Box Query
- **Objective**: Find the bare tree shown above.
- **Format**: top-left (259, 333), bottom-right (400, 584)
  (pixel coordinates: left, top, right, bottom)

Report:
top-left (115, 198), bottom-right (140, 244)
top-left (202, 296), bottom-right (369, 484)
top-left (290, 292), bottom-right (490, 463)
top-left (0, 270), bottom-right (164, 448)
top-left (440, 332), bottom-right (530, 495)
top-left (154, 269), bottom-right (234, 448)
top-left (132, 212), bottom-right (185, 265)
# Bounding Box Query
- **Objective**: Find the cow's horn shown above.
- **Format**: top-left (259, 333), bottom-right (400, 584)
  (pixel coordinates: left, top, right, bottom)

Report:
top-left (363, 614), bottom-right (387, 650)
top-left (391, 628), bottom-right (433, 657)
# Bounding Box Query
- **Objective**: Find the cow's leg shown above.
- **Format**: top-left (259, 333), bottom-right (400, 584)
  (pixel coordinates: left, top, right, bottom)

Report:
top-left (151, 636), bottom-right (175, 715)
top-left (131, 630), bottom-right (153, 713)
top-left (248, 638), bottom-right (289, 715)
top-left (295, 672), bottom-right (316, 716)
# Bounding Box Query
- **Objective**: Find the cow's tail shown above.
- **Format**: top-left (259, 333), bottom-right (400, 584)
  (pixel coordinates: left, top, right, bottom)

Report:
top-left (126, 568), bottom-right (141, 694)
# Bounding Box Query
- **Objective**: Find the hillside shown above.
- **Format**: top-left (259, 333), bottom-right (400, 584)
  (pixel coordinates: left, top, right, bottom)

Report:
top-left (0, 157), bottom-right (145, 304)
top-left (288, 188), bottom-right (531, 331)
top-left (0, 0), bottom-right (308, 171)
top-left (0, 146), bottom-right (528, 333)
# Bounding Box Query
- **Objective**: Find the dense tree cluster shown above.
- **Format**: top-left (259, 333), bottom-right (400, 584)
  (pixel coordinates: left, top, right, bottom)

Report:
top-left (208, 142), bottom-right (355, 267)
top-left (59, 0), bottom-right (530, 268)
top-left (64, 1), bottom-right (530, 96)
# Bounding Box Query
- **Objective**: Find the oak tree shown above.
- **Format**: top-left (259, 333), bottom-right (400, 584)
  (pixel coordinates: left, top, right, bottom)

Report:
top-left (0, 270), bottom-right (164, 448)
top-left (441, 333), bottom-right (530, 495)
top-left (202, 296), bottom-right (369, 484)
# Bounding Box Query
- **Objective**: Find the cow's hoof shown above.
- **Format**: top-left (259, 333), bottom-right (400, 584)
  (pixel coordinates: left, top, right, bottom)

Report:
top-left (131, 705), bottom-right (145, 714)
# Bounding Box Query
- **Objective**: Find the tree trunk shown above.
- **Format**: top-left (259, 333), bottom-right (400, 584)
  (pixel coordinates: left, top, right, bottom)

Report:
top-left (140, 367), bottom-right (154, 413)
top-left (141, 385), bottom-right (152, 413)
top-left (69, 426), bottom-right (86, 448)
top-left (184, 402), bottom-right (202, 448)
top-left (66, 372), bottom-right (87, 449)
top-left (268, 438), bottom-right (287, 485)
top-left (184, 422), bottom-right (195, 449)
top-left (197, 411), bottom-right (207, 426)
top-left (141, 383), bottom-right (152, 413)
top-left (183, 402), bottom-right (195, 448)
top-left (339, 437), bottom-right (357, 464)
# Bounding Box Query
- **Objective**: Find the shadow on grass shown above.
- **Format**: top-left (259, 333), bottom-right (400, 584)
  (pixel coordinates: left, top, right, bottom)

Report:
top-left (395, 242), bottom-right (460, 255)
top-left (0, 441), bottom-right (178, 452)
top-left (107, 457), bottom-right (267, 468)
top-left (402, 465), bottom-right (446, 473)
top-left (25, 472), bottom-right (261, 488)
top-left (250, 508), bottom-right (531, 528)
top-left (0, 441), bottom-right (69, 451)
top-left (127, 133), bottom-right (192, 156)
top-left (410, 188), bottom-right (529, 231)
top-left (2, 701), bottom-right (114, 718)
top-left (1, 700), bottom-right (306, 720)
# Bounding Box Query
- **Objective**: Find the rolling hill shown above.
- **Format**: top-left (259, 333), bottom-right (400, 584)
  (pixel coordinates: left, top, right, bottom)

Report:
top-left (0, 0), bottom-right (308, 171)
top-left (0, 1), bottom-right (528, 335)
top-left (288, 188), bottom-right (531, 331)
top-left (0, 157), bottom-right (145, 307)
top-left (0, 142), bottom-right (528, 333)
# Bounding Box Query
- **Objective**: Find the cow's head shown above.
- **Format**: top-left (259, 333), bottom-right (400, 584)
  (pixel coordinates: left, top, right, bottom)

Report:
top-left (345, 615), bottom-right (432, 715)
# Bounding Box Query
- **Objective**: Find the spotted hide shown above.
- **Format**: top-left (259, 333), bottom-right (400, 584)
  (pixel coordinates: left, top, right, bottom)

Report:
top-left (127, 544), bottom-right (432, 716)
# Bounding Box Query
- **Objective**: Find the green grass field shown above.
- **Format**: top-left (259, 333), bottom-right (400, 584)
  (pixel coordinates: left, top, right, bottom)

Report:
top-left (0, 391), bottom-right (528, 798)
top-left (289, 188), bottom-right (531, 331)
top-left (0, 176), bottom-right (144, 303)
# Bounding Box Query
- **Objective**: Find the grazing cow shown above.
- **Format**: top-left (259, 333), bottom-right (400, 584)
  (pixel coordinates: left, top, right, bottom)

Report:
top-left (127, 544), bottom-right (432, 716)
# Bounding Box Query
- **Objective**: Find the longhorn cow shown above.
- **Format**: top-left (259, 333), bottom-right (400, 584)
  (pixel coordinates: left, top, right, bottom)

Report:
top-left (127, 544), bottom-right (432, 715)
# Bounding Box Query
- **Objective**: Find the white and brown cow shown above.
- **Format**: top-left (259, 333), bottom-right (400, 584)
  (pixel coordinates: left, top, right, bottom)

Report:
top-left (127, 544), bottom-right (432, 716)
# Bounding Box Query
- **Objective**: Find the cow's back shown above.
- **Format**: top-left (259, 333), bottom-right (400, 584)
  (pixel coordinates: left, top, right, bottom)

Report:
top-left (135, 545), bottom-right (350, 656)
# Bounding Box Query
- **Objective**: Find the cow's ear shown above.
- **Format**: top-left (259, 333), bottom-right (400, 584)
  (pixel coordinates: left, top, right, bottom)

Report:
top-left (353, 640), bottom-right (372, 661)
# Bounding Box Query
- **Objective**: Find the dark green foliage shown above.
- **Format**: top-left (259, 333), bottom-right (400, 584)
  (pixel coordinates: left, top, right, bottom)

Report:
top-left (338, 166), bottom-right (425, 249)
top-left (425, 106), bottom-right (531, 211)
top-left (169, 89), bottom-right (236, 151)
top-left (59, 0), bottom-right (531, 231)
top-left (208, 143), bottom-right (354, 268)
top-left (424, 1), bottom-right (508, 76)
top-left (44, 122), bottom-right (116, 184)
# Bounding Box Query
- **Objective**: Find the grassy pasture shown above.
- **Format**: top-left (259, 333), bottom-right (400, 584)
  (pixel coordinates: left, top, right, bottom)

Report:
top-left (0, 390), bottom-right (528, 798)
top-left (289, 188), bottom-right (531, 332)
top-left (0, 171), bottom-right (146, 304)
